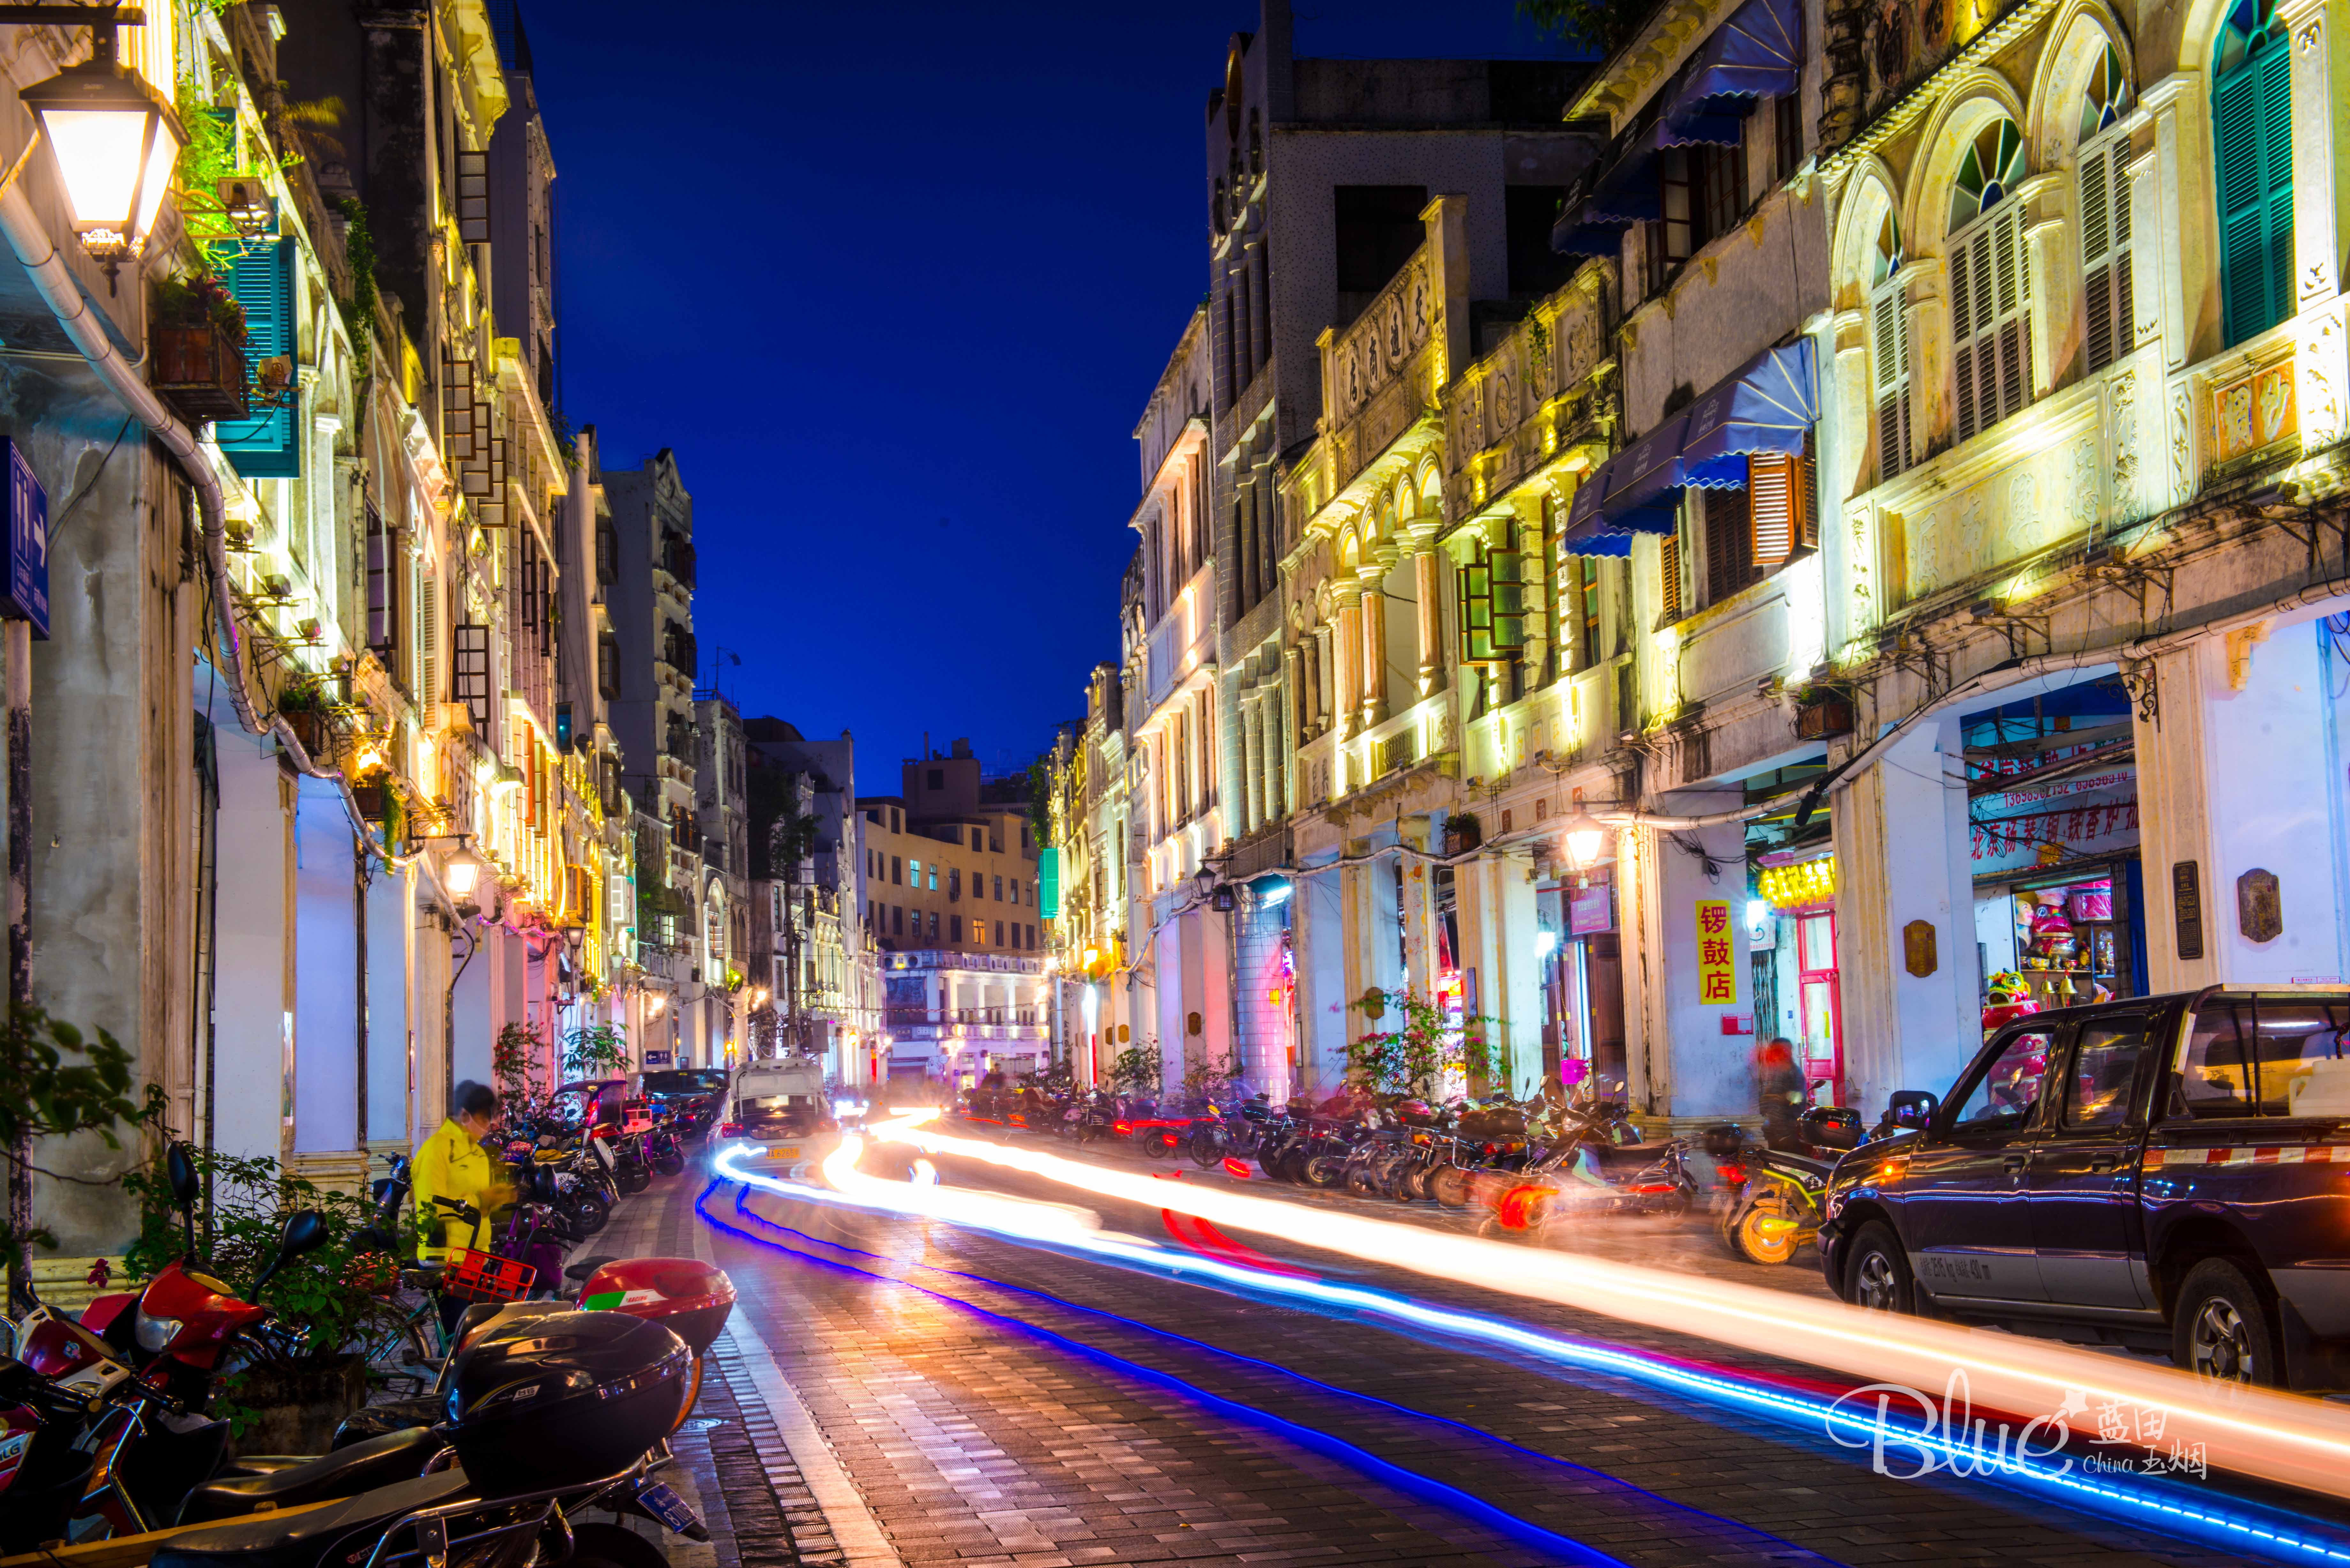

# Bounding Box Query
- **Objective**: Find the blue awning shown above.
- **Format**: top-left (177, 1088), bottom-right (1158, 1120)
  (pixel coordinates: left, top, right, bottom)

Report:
top-left (1550, 96), bottom-right (1755, 254)
top-left (1558, 414), bottom-right (1691, 555)
top-left (1679, 340), bottom-right (1819, 486)
top-left (1665, 0), bottom-right (1802, 134)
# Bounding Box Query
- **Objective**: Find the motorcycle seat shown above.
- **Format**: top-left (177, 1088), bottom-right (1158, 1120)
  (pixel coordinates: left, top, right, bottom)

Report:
top-left (564, 1255), bottom-right (620, 1281)
top-left (156, 1470), bottom-right (474, 1568)
top-left (175, 1429), bottom-right (448, 1526)
top-left (331, 1393), bottom-right (448, 1449)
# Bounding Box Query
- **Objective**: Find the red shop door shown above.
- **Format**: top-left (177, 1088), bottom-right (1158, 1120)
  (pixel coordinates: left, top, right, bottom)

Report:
top-left (1797, 910), bottom-right (1843, 1105)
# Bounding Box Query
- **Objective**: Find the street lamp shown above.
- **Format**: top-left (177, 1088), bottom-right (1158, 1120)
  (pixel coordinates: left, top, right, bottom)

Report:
top-left (13, 6), bottom-right (184, 278)
top-left (440, 837), bottom-right (485, 901)
top-left (1192, 864), bottom-right (1217, 901)
top-left (1562, 807), bottom-right (1606, 870)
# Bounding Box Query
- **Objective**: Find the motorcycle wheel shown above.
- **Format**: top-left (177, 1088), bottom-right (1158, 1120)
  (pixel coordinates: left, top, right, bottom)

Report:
top-left (1397, 1164), bottom-right (1428, 1201)
top-left (655, 1154), bottom-right (686, 1177)
top-left (1730, 1195), bottom-right (1804, 1265)
top-left (1429, 1165), bottom-right (1473, 1208)
top-left (1142, 1133), bottom-right (1173, 1161)
top-left (565, 1522), bottom-right (671, 1568)
top-left (1302, 1152), bottom-right (1346, 1188)
top-left (1188, 1130), bottom-right (1222, 1168)
top-left (618, 1167), bottom-right (652, 1196)
top-left (562, 1192), bottom-right (610, 1236)
top-left (1344, 1163), bottom-right (1381, 1197)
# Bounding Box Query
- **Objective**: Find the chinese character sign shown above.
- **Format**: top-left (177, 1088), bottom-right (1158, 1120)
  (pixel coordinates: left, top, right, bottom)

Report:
top-left (1696, 900), bottom-right (1737, 1005)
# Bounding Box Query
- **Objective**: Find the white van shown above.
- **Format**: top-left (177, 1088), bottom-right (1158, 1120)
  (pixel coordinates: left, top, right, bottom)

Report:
top-left (724, 1056), bottom-right (837, 1169)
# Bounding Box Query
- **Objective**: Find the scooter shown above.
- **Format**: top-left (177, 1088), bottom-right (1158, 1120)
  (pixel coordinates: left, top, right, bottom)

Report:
top-left (1712, 1105), bottom-right (1866, 1264)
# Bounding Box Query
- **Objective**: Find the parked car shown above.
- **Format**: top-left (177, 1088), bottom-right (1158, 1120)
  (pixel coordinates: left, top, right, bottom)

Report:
top-left (720, 1057), bottom-right (837, 1172)
top-left (1818, 986), bottom-right (2350, 1389)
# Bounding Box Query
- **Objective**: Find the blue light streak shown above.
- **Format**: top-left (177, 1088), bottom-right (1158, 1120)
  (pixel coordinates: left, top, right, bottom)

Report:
top-left (694, 1180), bottom-right (1638, 1568)
top-left (708, 1143), bottom-right (2350, 1566)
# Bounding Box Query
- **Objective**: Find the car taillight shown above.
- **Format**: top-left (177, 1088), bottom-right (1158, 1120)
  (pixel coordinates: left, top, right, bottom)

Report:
top-left (718, 1122), bottom-right (742, 1138)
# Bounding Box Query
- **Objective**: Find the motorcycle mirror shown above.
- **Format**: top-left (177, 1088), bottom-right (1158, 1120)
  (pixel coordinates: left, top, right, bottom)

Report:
top-left (166, 1142), bottom-right (201, 1256)
top-left (248, 1209), bottom-right (329, 1296)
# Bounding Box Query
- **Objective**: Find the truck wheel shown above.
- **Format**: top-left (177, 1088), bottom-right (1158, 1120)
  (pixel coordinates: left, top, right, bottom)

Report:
top-left (2172, 1258), bottom-right (2279, 1387)
top-left (1844, 1221), bottom-right (1916, 1313)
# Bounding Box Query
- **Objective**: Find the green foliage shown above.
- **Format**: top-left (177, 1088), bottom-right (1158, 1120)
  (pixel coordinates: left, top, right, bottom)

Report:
top-left (1182, 1049), bottom-right (1245, 1098)
top-left (1517, 0), bottom-right (1654, 53)
top-left (492, 1021), bottom-right (547, 1106)
top-left (275, 681), bottom-right (327, 715)
top-left (1026, 754), bottom-right (1055, 841)
top-left (333, 196), bottom-right (378, 374)
top-left (173, 87), bottom-right (244, 246)
top-left (0, 1009), bottom-right (142, 1265)
top-left (154, 270), bottom-right (247, 343)
top-left (1106, 1043), bottom-right (1163, 1095)
top-left (1344, 988), bottom-right (1499, 1097)
top-left (120, 1142), bottom-right (407, 1383)
top-left (564, 1023), bottom-right (629, 1080)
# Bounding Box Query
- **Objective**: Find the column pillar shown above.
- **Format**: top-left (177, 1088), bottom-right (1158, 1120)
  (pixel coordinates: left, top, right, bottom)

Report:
top-left (1359, 554), bottom-right (1394, 729)
top-left (1410, 532), bottom-right (1443, 696)
top-left (1630, 786), bottom-right (1752, 1127)
top-left (1832, 717), bottom-right (1981, 1118)
top-left (1237, 696), bottom-right (1260, 835)
top-left (2016, 171), bottom-right (2066, 397)
top-left (1332, 589), bottom-right (1362, 743)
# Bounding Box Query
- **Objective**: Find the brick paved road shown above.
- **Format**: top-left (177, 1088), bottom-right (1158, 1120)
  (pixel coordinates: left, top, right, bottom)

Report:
top-left (617, 1141), bottom-right (2350, 1568)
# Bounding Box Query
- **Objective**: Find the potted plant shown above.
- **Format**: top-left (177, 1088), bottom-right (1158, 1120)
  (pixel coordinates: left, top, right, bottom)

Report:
top-left (151, 271), bottom-right (250, 424)
top-left (1444, 811), bottom-right (1483, 857)
top-left (122, 1143), bottom-right (407, 1454)
top-left (276, 682), bottom-right (330, 759)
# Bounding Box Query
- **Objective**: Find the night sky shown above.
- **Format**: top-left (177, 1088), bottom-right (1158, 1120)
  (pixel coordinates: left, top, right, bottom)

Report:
top-left (527, 1), bottom-right (1584, 790)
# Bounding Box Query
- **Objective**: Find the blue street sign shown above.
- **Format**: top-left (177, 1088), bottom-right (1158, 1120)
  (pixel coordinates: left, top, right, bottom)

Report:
top-left (1, 441), bottom-right (46, 639)
top-left (644, 1050), bottom-right (673, 1066)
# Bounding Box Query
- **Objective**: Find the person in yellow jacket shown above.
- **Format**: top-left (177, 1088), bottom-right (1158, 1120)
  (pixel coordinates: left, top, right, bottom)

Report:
top-left (413, 1081), bottom-right (512, 1334)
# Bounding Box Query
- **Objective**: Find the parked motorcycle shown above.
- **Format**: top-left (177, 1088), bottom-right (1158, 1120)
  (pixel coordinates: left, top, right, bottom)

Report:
top-left (1712, 1105), bottom-right (1865, 1264)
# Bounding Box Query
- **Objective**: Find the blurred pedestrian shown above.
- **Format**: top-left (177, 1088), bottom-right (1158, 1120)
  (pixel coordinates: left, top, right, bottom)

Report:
top-left (1756, 1037), bottom-right (1805, 1151)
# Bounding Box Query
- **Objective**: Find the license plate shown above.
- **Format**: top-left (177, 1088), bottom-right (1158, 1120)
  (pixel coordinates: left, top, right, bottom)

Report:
top-left (765, 1145), bottom-right (802, 1161)
top-left (631, 1479), bottom-right (704, 1537)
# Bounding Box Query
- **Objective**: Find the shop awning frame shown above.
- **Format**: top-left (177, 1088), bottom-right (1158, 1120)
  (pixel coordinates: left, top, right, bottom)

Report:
top-left (1679, 339), bottom-right (1819, 487)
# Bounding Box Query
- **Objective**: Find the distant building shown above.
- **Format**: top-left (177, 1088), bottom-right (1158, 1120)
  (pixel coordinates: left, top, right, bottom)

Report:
top-left (857, 739), bottom-right (1049, 1086)
top-left (744, 718), bottom-right (873, 1080)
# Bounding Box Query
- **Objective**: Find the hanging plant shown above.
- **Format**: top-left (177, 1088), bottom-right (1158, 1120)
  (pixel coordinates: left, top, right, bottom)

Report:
top-left (154, 270), bottom-right (247, 344)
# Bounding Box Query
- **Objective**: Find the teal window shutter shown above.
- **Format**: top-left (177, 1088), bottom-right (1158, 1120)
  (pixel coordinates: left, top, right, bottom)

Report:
top-left (2214, 30), bottom-right (2293, 347)
top-left (1039, 847), bottom-right (1060, 918)
top-left (216, 242), bottom-right (299, 476)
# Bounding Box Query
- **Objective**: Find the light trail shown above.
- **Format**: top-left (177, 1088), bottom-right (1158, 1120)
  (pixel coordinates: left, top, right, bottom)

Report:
top-left (709, 1138), bottom-right (2350, 1566)
top-left (844, 1108), bottom-right (2350, 1507)
top-left (692, 1173), bottom-right (1641, 1568)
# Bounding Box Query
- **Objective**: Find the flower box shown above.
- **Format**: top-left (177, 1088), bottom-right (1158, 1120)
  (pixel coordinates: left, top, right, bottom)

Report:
top-left (152, 326), bottom-right (250, 424)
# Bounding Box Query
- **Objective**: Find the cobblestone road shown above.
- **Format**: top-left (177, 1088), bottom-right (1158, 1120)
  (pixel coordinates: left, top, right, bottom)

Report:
top-left (612, 1140), bottom-right (2350, 1568)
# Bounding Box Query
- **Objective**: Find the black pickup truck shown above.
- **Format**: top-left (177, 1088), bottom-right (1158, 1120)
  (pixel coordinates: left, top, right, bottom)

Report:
top-left (1818, 986), bottom-right (2350, 1389)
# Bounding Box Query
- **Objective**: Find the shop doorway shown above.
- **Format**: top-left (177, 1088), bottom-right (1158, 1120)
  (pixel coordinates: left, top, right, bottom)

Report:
top-left (1796, 909), bottom-right (1843, 1104)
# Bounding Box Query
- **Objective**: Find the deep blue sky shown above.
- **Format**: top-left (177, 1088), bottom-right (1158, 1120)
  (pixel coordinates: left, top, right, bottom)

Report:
top-left (527, 1), bottom-right (1583, 788)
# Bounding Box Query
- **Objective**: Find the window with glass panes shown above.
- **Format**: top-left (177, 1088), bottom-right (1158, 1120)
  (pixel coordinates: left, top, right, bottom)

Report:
top-left (1947, 118), bottom-right (2034, 442)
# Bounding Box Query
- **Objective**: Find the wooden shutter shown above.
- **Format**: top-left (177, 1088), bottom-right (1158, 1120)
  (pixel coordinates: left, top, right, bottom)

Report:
top-left (1951, 205), bottom-right (2033, 442)
top-left (417, 570), bottom-right (439, 711)
top-left (1490, 548), bottom-right (1526, 652)
top-left (1658, 532), bottom-right (1683, 622)
top-left (2215, 46), bottom-right (2294, 346)
top-left (1749, 456), bottom-right (1795, 570)
top-left (1871, 283), bottom-right (1912, 479)
top-left (456, 149), bottom-right (491, 242)
top-left (453, 622), bottom-right (491, 729)
top-left (364, 506), bottom-right (396, 652)
top-left (1458, 556), bottom-right (1495, 661)
top-left (1704, 487), bottom-right (1753, 603)
top-left (216, 242), bottom-right (297, 474)
top-left (2080, 136), bottom-right (2135, 373)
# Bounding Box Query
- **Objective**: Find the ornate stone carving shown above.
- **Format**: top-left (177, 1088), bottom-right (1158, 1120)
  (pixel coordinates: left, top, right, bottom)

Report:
top-left (2170, 385), bottom-right (2195, 507)
top-left (2109, 368), bottom-right (2138, 499)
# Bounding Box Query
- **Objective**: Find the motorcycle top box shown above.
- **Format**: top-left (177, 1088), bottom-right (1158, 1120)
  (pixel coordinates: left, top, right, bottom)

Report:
top-left (574, 1256), bottom-right (735, 1355)
top-left (444, 1309), bottom-right (691, 1494)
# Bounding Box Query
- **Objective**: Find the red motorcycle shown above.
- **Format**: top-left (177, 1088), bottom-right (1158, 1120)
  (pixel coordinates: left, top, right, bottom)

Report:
top-left (0, 1144), bottom-right (327, 1547)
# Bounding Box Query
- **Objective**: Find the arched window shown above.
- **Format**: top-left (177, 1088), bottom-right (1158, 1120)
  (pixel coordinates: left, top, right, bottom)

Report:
top-left (2078, 44), bottom-right (2136, 373)
top-left (1947, 117), bottom-right (2033, 441)
top-left (2214, 0), bottom-right (2293, 345)
top-left (1869, 210), bottom-right (1914, 480)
